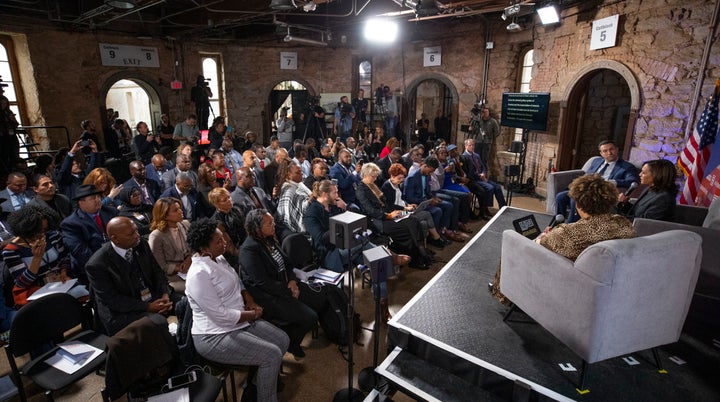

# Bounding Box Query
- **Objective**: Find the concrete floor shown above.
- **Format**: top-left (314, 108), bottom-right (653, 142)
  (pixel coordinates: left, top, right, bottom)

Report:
top-left (1, 194), bottom-right (546, 402)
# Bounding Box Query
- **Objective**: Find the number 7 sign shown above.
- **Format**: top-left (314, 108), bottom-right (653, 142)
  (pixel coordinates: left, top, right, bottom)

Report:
top-left (281, 52), bottom-right (298, 70)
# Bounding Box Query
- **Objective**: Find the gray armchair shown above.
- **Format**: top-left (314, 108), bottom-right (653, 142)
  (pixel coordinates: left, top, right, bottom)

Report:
top-left (544, 156), bottom-right (600, 214)
top-left (633, 197), bottom-right (720, 330)
top-left (500, 229), bottom-right (702, 388)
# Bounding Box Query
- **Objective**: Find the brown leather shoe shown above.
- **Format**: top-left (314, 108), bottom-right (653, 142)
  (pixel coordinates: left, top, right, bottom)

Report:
top-left (458, 222), bottom-right (473, 234)
top-left (445, 231), bottom-right (466, 242)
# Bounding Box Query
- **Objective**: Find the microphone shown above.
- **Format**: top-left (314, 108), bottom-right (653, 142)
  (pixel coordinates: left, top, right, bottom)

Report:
top-left (623, 182), bottom-right (639, 197)
top-left (547, 214), bottom-right (565, 230)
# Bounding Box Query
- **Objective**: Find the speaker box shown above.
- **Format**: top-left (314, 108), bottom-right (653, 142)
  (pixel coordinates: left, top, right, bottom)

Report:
top-left (504, 165), bottom-right (520, 177)
top-left (329, 211), bottom-right (367, 250)
top-left (362, 246), bottom-right (392, 284)
top-left (510, 141), bottom-right (524, 153)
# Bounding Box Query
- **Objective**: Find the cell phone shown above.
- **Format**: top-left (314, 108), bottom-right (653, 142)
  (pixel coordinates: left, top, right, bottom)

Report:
top-left (167, 371), bottom-right (197, 390)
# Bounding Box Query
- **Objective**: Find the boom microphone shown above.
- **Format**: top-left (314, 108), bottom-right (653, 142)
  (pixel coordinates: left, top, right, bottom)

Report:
top-left (623, 182), bottom-right (639, 197)
top-left (547, 214), bottom-right (565, 229)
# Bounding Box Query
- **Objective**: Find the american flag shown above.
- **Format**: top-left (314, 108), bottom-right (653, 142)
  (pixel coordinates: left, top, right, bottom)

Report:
top-left (678, 80), bottom-right (719, 205)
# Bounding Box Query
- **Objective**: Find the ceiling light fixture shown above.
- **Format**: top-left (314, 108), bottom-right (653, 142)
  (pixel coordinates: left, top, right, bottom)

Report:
top-left (105, 0), bottom-right (136, 9)
top-left (501, 4), bottom-right (521, 21)
top-left (537, 4), bottom-right (560, 25)
top-left (283, 35), bottom-right (328, 46)
top-left (303, 1), bottom-right (317, 12)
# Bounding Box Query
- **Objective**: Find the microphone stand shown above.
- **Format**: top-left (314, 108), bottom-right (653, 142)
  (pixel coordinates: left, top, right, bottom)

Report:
top-left (333, 234), bottom-right (369, 402)
top-left (358, 270), bottom-right (383, 393)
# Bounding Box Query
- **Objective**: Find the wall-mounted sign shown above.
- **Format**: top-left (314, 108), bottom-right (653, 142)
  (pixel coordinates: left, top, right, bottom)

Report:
top-left (281, 52), bottom-right (298, 70)
top-left (423, 46), bottom-right (441, 67)
top-left (590, 14), bottom-right (619, 51)
top-left (99, 43), bottom-right (159, 67)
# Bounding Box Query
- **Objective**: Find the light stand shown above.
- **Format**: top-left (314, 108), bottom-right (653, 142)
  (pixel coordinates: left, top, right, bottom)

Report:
top-left (331, 212), bottom-right (368, 402)
top-left (358, 246), bottom-right (392, 393)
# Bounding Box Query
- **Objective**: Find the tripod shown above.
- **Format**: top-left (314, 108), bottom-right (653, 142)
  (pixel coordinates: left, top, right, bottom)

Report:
top-left (333, 236), bottom-right (369, 402)
top-left (357, 246), bottom-right (392, 393)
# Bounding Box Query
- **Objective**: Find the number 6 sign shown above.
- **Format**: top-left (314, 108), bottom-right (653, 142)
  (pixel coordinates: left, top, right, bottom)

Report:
top-left (423, 46), bottom-right (441, 67)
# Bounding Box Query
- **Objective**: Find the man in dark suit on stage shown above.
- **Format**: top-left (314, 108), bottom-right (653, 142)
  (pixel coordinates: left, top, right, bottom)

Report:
top-left (123, 160), bottom-right (160, 207)
top-left (86, 216), bottom-right (172, 335)
top-left (60, 184), bottom-right (119, 284)
top-left (159, 171), bottom-right (203, 221)
top-left (555, 140), bottom-right (639, 222)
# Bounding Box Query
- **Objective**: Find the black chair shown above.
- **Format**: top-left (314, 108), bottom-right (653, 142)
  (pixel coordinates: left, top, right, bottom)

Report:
top-left (4, 293), bottom-right (108, 402)
top-left (281, 232), bottom-right (317, 271)
top-left (102, 316), bottom-right (221, 402)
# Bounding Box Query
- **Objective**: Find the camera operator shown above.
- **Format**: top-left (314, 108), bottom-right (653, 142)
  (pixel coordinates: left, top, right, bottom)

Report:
top-left (333, 96), bottom-right (355, 143)
top-left (352, 89), bottom-right (368, 135)
top-left (190, 75), bottom-right (212, 130)
top-left (80, 119), bottom-right (102, 156)
top-left (173, 114), bottom-right (200, 144)
top-left (0, 95), bottom-right (20, 173)
top-left (304, 105), bottom-right (326, 149)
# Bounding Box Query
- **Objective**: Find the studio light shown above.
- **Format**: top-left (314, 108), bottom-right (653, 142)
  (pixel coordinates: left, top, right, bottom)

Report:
top-left (363, 18), bottom-right (398, 44)
top-left (105, 0), bottom-right (136, 8)
top-left (537, 4), bottom-right (560, 25)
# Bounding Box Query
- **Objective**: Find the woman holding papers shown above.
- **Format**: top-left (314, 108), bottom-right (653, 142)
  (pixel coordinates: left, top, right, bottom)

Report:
top-left (185, 218), bottom-right (288, 402)
top-left (238, 209), bottom-right (328, 360)
top-left (2, 204), bottom-right (88, 306)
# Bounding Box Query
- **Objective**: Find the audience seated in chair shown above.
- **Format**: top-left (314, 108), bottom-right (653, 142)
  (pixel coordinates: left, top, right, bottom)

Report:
top-left (184, 218), bottom-right (288, 402)
top-left (86, 216), bottom-right (173, 336)
top-left (148, 198), bottom-right (191, 294)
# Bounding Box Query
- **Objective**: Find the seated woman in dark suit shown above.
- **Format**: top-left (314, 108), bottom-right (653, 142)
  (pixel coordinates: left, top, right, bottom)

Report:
top-left (492, 174), bottom-right (637, 304)
top-left (208, 187), bottom-right (246, 270)
top-left (617, 159), bottom-right (677, 221)
top-left (238, 209), bottom-right (326, 360)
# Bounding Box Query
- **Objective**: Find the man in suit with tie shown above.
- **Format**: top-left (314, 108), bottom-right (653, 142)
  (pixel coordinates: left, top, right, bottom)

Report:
top-left (329, 149), bottom-right (362, 208)
top-left (162, 154), bottom-right (198, 190)
top-left (0, 172), bottom-right (34, 218)
top-left (86, 216), bottom-right (172, 335)
top-left (555, 140), bottom-right (639, 222)
top-left (231, 166), bottom-right (275, 215)
top-left (123, 160), bottom-right (160, 207)
top-left (145, 154), bottom-right (171, 192)
top-left (242, 150), bottom-right (265, 193)
top-left (460, 139), bottom-right (507, 217)
top-left (60, 184), bottom-right (119, 284)
top-left (159, 172), bottom-right (202, 221)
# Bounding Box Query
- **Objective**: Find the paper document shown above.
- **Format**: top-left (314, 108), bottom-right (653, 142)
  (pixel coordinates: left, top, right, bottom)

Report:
top-left (27, 279), bottom-right (78, 301)
top-left (45, 341), bottom-right (103, 374)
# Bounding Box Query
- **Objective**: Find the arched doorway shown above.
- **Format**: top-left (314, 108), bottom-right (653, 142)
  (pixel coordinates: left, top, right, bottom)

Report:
top-left (406, 74), bottom-right (459, 148)
top-left (558, 61), bottom-right (641, 170)
top-left (100, 73), bottom-right (163, 139)
top-left (267, 80), bottom-right (314, 145)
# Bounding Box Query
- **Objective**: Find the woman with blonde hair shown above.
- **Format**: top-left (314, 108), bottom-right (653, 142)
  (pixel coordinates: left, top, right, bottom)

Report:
top-left (149, 197), bottom-right (191, 293)
top-left (83, 167), bottom-right (122, 206)
top-left (208, 187), bottom-right (246, 269)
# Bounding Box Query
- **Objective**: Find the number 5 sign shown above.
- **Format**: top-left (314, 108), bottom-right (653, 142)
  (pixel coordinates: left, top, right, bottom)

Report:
top-left (590, 14), bottom-right (619, 50)
top-left (423, 47), bottom-right (441, 67)
top-left (280, 52), bottom-right (298, 70)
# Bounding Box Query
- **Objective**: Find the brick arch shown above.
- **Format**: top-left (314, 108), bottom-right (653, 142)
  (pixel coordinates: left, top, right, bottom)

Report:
top-left (405, 73), bottom-right (460, 145)
top-left (557, 60), bottom-right (641, 170)
top-left (99, 71), bottom-right (164, 140)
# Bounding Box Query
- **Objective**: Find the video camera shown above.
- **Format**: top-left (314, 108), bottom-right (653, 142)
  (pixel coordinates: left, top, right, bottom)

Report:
top-left (338, 103), bottom-right (353, 116)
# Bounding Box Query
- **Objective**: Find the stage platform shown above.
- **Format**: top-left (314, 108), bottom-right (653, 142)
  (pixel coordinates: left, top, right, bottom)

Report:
top-left (373, 207), bottom-right (720, 401)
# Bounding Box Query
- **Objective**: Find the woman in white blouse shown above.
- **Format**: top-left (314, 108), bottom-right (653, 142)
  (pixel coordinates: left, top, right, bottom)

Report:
top-left (185, 218), bottom-right (289, 402)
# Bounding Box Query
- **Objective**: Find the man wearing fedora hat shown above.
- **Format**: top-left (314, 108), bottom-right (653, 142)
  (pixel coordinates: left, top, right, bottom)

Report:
top-left (60, 184), bottom-right (119, 284)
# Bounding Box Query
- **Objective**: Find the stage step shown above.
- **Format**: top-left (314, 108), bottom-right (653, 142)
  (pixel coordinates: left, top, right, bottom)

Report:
top-left (375, 346), bottom-right (506, 402)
